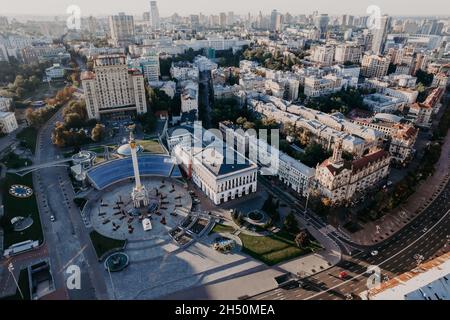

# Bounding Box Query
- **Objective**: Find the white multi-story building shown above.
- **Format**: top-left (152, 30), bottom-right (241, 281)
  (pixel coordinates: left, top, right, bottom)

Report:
top-left (193, 55), bottom-right (218, 72)
top-left (149, 1), bottom-right (160, 29)
top-left (181, 81), bottom-right (199, 114)
top-left (129, 54), bottom-right (160, 82)
top-left (432, 73), bottom-right (449, 88)
top-left (334, 43), bottom-right (363, 64)
top-left (213, 84), bottom-right (245, 102)
top-left (389, 124), bottom-right (418, 165)
top-left (265, 79), bottom-right (285, 99)
top-left (390, 74), bottom-right (417, 88)
top-left (333, 64), bottom-right (360, 87)
top-left (0, 97), bottom-right (13, 111)
top-left (277, 150), bottom-right (315, 197)
top-left (109, 13), bottom-right (135, 47)
top-left (310, 44), bottom-right (335, 66)
top-left (315, 142), bottom-right (391, 204)
top-left (361, 54), bottom-right (390, 78)
top-left (384, 87), bottom-right (418, 105)
top-left (170, 61), bottom-right (199, 81)
top-left (0, 111), bottom-right (18, 134)
top-left (304, 74), bottom-right (343, 97)
top-left (219, 121), bottom-right (315, 197)
top-left (249, 97), bottom-right (374, 156)
top-left (371, 15), bottom-right (390, 55)
top-left (81, 54), bottom-right (147, 120)
top-left (0, 44), bottom-right (8, 62)
top-left (239, 73), bottom-right (266, 92)
top-left (45, 64), bottom-right (66, 80)
top-left (239, 60), bottom-right (260, 73)
top-left (169, 124), bottom-right (258, 205)
top-left (363, 93), bottom-right (405, 113)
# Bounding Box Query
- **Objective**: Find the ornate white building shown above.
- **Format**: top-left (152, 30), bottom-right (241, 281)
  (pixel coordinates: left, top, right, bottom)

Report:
top-left (168, 124), bottom-right (258, 205)
top-left (315, 141), bottom-right (391, 204)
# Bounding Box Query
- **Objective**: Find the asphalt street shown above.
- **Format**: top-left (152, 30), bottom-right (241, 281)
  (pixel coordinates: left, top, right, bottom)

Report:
top-left (251, 176), bottom-right (450, 300)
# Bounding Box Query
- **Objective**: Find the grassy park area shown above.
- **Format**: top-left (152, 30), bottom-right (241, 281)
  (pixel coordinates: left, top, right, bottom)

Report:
top-left (16, 127), bottom-right (38, 154)
top-left (208, 223), bottom-right (236, 235)
top-left (89, 230), bottom-right (126, 260)
top-left (136, 139), bottom-right (165, 154)
top-left (1, 152), bottom-right (32, 169)
top-left (1, 173), bottom-right (43, 248)
top-left (239, 230), bottom-right (321, 266)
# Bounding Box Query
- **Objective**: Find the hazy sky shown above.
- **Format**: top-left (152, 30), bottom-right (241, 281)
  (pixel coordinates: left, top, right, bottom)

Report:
top-left (0, 0), bottom-right (449, 17)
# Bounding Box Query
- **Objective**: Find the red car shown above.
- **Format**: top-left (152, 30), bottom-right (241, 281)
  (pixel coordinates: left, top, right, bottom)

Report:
top-left (339, 271), bottom-right (348, 279)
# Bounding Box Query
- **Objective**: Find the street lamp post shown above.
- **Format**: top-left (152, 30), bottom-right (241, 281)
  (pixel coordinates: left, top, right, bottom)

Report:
top-left (8, 263), bottom-right (24, 300)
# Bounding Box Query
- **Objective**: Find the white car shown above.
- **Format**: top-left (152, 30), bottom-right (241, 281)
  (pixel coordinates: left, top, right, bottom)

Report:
top-left (50, 215), bottom-right (56, 222)
top-left (371, 250), bottom-right (379, 256)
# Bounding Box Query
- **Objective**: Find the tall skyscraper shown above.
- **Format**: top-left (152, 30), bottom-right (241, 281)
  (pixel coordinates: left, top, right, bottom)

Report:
top-left (270, 10), bottom-right (281, 32)
top-left (150, 1), bottom-right (160, 29)
top-left (371, 15), bottom-right (391, 55)
top-left (314, 14), bottom-right (329, 39)
top-left (219, 12), bottom-right (227, 28)
top-left (109, 13), bottom-right (135, 47)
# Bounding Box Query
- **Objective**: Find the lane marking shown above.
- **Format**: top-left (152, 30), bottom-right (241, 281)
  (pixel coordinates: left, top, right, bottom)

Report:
top-left (305, 208), bottom-right (450, 300)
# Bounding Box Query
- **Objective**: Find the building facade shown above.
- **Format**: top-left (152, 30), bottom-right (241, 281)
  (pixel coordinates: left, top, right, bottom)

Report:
top-left (81, 54), bottom-right (147, 119)
top-left (0, 111), bottom-right (18, 134)
top-left (315, 142), bottom-right (391, 204)
top-left (109, 13), bottom-right (135, 47)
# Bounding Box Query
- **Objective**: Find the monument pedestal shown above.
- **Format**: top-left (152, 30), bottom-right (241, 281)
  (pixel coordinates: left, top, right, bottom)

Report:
top-left (131, 185), bottom-right (149, 208)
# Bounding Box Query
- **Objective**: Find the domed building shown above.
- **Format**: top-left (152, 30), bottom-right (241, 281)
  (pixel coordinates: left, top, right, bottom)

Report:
top-left (116, 143), bottom-right (143, 157)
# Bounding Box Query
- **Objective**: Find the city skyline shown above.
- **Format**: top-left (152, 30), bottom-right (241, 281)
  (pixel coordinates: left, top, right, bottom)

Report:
top-left (1, 0), bottom-right (449, 17)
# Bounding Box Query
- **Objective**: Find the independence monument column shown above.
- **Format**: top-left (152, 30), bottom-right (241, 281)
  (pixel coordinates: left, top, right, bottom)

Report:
top-left (129, 134), bottom-right (149, 208)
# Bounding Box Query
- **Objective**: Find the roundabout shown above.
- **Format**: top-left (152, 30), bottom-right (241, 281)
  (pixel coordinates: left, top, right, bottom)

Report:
top-left (88, 177), bottom-right (192, 242)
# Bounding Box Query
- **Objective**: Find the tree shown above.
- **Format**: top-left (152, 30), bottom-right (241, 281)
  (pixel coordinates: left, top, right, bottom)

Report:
top-left (52, 122), bottom-right (68, 147)
top-left (294, 231), bottom-right (310, 248)
top-left (64, 112), bottom-right (84, 129)
top-left (415, 69), bottom-right (434, 87)
top-left (236, 117), bottom-right (247, 125)
top-left (284, 212), bottom-right (300, 234)
top-left (91, 124), bottom-right (105, 142)
top-left (300, 143), bottom-right (330, 167)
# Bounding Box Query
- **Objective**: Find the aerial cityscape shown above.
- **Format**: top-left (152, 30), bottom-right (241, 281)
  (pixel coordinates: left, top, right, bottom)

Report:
top-left (0, 0), bottom-right (449, 306)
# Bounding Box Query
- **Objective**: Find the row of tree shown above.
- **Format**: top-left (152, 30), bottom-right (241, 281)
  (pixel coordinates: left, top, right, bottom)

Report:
top-left (304, 88), bottom-right (374, 115)
top-left (242, 47), bottom-right (305, 71)
top-left (0, 57), bottom-right (51, 86)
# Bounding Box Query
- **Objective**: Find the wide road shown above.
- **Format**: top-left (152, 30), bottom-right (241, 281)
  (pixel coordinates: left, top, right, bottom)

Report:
top-left (32, 97), bottom-right (109, 299)
top-left (251, 177), bottom-right (450, 300)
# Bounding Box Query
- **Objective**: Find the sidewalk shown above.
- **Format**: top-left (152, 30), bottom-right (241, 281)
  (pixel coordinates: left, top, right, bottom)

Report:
top-left (161, 245), bottom-right (340, 300)
top-left (348, 130), bottom-right (450, 246)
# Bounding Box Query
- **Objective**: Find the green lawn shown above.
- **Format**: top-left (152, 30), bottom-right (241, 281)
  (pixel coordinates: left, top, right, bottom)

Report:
top-left (208, 223), bottom-right (236, 235)
top-left (89, 230), bottom-right (126, 260)
top-left (1, 174), bottom-right (43, 248)
top-left (87, 146), bottom-right (106, 154)
top-left (16, 127), bottom-right (38, 154)
top-left (136, 139), bottom-right (165, 154)
top-left (1, 152), bottom-right (32, 169)
top-left (239, 230), bottom-right (318, 266)
top-left (0, 268), bottom-right (31, 300)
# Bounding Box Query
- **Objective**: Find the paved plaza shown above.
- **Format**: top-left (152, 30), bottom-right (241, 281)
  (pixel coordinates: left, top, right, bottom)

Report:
top-left (88, 177), bottom-right (192, 241)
